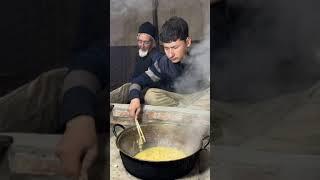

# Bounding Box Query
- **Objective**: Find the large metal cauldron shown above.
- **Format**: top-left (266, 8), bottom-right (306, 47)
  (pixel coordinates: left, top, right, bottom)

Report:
top-left (113, 122), bottom-right (209, 180)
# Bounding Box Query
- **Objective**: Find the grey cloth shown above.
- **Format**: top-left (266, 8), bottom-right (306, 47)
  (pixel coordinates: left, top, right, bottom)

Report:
top-left (0, 68), bottom-right (68, 133)
top-left (144, 87), bottom-right (210, 109)
top-left (110, 83), bottom-right (131, 104)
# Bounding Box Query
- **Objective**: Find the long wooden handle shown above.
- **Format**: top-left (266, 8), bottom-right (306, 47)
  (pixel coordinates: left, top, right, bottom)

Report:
top-left (135, 116), bottom-right (146, 143)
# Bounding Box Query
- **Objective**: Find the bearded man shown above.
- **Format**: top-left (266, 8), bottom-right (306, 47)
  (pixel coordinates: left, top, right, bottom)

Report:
top-left (110, 22), bottom-right (163, 103)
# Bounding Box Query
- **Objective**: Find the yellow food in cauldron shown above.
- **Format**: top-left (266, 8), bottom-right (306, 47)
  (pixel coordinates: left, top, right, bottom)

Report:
top-left (134, 146), bottom-right (186, 161)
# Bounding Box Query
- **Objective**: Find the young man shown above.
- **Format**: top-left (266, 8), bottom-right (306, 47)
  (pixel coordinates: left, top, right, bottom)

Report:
top-left (110, 22), bottom-right (163, 104)
top-left (128, 16), bottom-right (208, 117)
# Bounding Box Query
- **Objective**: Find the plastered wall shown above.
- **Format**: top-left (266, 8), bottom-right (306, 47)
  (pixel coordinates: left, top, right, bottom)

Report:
top-left (110, 0), bottom-right (210, 46)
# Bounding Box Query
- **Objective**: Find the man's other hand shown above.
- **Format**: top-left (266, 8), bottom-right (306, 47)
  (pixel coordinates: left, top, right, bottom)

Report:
top-left (55, 115), bottom-right (98, 179)
top-left (129, 98), bottom-right (141, 118)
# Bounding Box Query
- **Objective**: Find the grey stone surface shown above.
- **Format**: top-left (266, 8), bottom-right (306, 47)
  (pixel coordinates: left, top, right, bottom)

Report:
top-left (0, 133), bottom-right (61, 176)
top-left (0, 133), bottom-right (107, 180)
top-left (111, 104), bottom-right (210, 127)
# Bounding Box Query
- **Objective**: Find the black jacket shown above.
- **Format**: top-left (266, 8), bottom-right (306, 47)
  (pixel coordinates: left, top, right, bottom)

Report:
top-left (130, 48), bottom-right (163, 80)
top-left (129, 55), bottom-right (186, 101)
top-left (60, 46), bottom-right (107, 132)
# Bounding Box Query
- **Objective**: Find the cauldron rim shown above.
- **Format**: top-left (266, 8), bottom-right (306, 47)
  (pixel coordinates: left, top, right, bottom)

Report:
top-left (114, 122), bottom-right (205, 161)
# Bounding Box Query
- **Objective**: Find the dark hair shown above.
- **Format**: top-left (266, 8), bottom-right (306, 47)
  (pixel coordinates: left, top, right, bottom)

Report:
top-left (159, 16), bottom-right (189, 43)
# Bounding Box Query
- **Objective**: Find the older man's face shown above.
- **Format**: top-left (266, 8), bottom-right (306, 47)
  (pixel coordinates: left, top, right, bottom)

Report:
top-left (137, 33), bottom-right (153, 57)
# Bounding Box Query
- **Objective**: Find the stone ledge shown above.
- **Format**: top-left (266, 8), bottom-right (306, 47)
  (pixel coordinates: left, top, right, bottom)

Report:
top-left (0, 133), bottom-right (107, 179)
top-left (0, 133), bottom-right (61, 176)
top-left (111, 103), bottom-right (210, 127)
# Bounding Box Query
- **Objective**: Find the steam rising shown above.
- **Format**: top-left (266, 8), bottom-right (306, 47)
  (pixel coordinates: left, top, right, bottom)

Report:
top-left (213, 0), bottom-right (320, 102)
top-left (174, 32), bottom-right (211, 94)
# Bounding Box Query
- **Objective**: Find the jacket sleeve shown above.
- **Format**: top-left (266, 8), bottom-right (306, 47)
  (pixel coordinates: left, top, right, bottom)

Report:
top-left (129, 49), bottom-right (164, 81)
top-left (128, 55), bottom-right (177, 101)
top-left (59, 47), bottom-right (107, 129)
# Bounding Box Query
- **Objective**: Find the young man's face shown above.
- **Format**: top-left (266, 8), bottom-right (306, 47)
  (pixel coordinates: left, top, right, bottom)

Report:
top-left (163, 38), bottom-right (191, 63)
top-left (137, 33), bottom-right (154, 57)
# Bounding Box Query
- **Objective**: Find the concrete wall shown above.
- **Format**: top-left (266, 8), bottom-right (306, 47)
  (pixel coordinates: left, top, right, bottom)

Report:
top-left (110, 0), bottom-right (210, 46)
top-left (157, 0), bottom-right (210, 40)
top-left (110, 0), bottom-right (153, 46)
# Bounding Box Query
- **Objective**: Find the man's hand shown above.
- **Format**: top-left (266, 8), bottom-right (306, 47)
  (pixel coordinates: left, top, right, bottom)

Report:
top-left (55, 115), bottom-right (98, 179)
top-left (128, 98), bottom-right (141, 118)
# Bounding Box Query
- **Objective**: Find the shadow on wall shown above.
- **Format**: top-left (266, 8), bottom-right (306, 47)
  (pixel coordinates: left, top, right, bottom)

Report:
top-left (110, 46), bottom-right (138, 90)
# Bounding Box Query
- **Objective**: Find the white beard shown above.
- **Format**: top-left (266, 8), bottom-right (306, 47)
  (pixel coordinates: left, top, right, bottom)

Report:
top-left (138, 49), bottom-right (148, 57)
